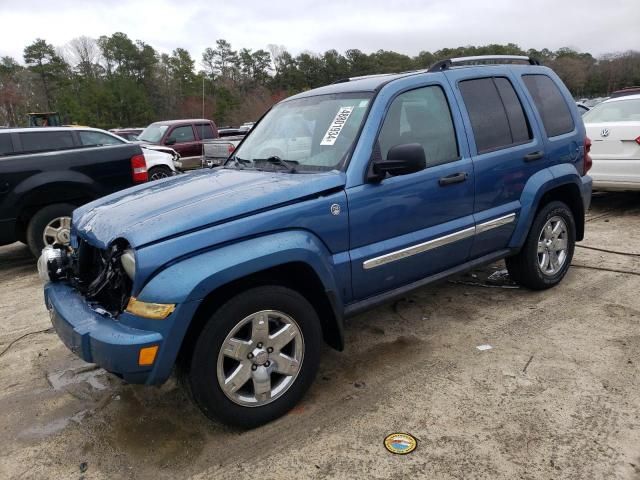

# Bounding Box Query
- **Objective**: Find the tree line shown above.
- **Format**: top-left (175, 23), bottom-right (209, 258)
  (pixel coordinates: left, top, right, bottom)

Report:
top-left (1, 34), bottom-right (639, 129)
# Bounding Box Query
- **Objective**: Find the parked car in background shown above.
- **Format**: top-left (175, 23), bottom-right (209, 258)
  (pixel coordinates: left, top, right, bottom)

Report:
top-left (41, 56), bottom-right (591, 428)
top-left (203, 135), bottom-right (244, 167)
top-left (217, 126), bottom-right (246, 137)
top-left (576, 102), bottom-right (590, 116)
top-left (0, 128), bottom-right (147, 255)
top-left (583, 94), bottom-right (640, 191)
top-left (73, 127), bottom-right (178, 180)
top-left (136, 119), bottom-right (218, 171)
top-left (239, 121), bottom-right (255, 133)
top-left (109, 128), bottom-right (143, 141)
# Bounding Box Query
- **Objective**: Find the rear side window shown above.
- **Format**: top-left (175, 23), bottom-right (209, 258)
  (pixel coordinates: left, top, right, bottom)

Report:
top-left (459, 77), bottom-right (532, 154)
top-left (522, 74), bottom-right (574, 137)
top-left (0, 134), bottom-right (13, 155)
top-left (19, 131), bottom-right (75, 153)
top-left (79, 131), bottom-right (123, 146)
top-left (195, 123), bottom-right (215, 139)
top-left (170, 125), bottom-right (195, 143)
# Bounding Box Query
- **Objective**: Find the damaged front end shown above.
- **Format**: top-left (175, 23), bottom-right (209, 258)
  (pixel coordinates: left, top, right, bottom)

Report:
top-left (38, 239), bottom-right (133, 316)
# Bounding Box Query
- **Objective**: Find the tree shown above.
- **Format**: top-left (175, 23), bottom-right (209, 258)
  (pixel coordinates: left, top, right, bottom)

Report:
top-left (23, 38), bottom-right (67, 109)
top-left (202, 39), bottom-right (238, 80)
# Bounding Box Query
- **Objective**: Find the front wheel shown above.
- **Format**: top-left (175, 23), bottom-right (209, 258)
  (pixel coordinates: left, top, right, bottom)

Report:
top-left (188, 286), bottom-right (322, 428)
top-left (26, 203), bottom-right (75, 257)
top-left (148, 165), bottom-right (173, 181)
top-left (506, 201), bottom-right (576, 290)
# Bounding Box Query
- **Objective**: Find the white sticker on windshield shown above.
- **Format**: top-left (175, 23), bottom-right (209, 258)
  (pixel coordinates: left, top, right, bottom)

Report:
top-left (320, 106), bottom-right (354, 146)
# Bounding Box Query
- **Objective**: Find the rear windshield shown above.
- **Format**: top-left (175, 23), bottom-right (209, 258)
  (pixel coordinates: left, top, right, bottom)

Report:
top-left (583, 98), bottom-right (640, 122)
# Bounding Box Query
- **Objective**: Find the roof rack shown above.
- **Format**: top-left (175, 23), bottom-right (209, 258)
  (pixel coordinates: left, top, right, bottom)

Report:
top-left (427, 55), bottom-right (541, 73)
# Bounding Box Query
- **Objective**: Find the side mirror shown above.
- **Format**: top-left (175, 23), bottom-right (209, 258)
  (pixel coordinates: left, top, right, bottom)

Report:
top-left (165, 137), bottom-right (176, 145)
top-left (369, 143), bottom-right (426, 182)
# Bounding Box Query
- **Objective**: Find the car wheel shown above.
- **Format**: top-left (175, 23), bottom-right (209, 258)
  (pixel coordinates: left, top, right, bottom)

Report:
top-left (506, 200), bottom-right (576, 290)
top-left (148, 166), bottom-right (173, 181)
top-left (188, 285), bottom-right (322, 428)
top-left (26, 203), bottom-right (75, 257)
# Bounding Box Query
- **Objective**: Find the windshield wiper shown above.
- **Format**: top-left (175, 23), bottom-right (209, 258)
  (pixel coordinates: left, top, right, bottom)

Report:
top-left (253, 156), bottom-right (298, 173)
top-left (225, 156), bottom-right (252, 169)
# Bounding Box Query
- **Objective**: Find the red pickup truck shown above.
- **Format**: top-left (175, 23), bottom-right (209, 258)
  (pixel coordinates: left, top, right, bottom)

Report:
top-left (136, 119), bottom-right (219, 170)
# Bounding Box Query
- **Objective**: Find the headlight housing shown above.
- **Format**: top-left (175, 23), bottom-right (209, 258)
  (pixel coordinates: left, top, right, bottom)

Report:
top-left (120, 248), bottom-right (136, 280)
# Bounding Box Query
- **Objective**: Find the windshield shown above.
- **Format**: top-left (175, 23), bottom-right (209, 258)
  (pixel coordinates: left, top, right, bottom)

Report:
top-left (583, 98), bottom-right (640, 123)
top-left (228, 92), bottom-right (372, 172)
top-left (138, 124), bottom-right (169, 143)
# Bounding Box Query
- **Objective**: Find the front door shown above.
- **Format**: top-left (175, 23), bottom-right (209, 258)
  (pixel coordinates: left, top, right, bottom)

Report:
top-left (347, 83), bottom-right (475, 299)
top-left (167, 124), bottom-right (201, 169)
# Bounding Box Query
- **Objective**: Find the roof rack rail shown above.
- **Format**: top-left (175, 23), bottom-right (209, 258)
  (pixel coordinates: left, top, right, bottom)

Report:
top-left (427, 55), bottom-right (541, 73)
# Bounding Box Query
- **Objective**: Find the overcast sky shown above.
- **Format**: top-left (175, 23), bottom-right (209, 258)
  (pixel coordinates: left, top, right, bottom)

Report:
top-left (1, 0), bottom-right (638, 66)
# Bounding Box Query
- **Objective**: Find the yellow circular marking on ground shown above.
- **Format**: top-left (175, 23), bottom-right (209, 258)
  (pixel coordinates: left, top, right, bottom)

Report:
top-left (383, 433), bottom-right (417, 455)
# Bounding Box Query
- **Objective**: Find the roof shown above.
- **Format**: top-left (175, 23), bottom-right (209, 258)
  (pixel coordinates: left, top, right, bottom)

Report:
top-left (148, 119), bottom-right (212, 126)
top-left (601, 93), bottom-right (640, 104)
top-left (0, 126), bottom-right (109, 134)
top-left (286, 61), bottom-right (544, 101)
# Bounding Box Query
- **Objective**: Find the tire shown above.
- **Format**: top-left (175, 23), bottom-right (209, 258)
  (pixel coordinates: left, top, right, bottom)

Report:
top-left (506, 200), bottom-right (576, 290)
top-left (26, 203), bottom-right (75, 257)
top-left (148, 166), bottom-right (173, 181)
top-left (188, 285), bottom-right (322, 428)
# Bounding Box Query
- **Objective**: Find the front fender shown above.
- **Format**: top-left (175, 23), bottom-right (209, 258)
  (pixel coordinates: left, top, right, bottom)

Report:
top-left (138, 230), bottom-right (345, 308)
top-left (509, 164), bottom-right (587, 249)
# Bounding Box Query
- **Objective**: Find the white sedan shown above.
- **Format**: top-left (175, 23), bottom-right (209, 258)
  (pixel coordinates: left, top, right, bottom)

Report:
top-left (583, 94), bottom-right (640, 191)
top-left (77, 128), bottom-right (179, 180)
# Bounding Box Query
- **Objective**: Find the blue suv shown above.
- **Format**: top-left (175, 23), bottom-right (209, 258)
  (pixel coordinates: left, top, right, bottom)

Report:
top-left (40, 56), bottom-right (592, 428)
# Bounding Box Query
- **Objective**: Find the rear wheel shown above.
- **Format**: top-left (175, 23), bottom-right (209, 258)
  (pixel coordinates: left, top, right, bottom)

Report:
top-left (148, 166), bottom-right (173, 181)
top-left (506, 201), bottom-right (576, 290)
top-left (26, 203), bottom-right (75, 257)
top-left (188, 285), bottom-right (322, 428)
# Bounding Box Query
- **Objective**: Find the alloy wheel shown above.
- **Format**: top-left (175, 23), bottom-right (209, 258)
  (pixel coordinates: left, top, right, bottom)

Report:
top-left (537, 215), bottom-right (568, 276)
top-left (216, 310), bottom-right (304, 407)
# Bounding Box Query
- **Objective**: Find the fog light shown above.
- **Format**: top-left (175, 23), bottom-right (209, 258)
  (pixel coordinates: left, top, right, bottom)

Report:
top-left (125, 297), bottom-right (175, 319)
top-left (138, 345), bottom-right (159, 366)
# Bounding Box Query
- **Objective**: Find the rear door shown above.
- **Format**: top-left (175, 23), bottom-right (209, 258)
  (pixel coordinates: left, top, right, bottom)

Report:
top-left (348, 82), bottom-right (475, 299)
top-left (445, 69), bottom-right (547, 258)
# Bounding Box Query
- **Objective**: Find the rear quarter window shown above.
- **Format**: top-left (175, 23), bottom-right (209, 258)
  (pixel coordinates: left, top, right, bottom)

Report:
top-left (19, 131), bottom-right (75, 153)
top-left (522, 74), bottom-right (574, 137)
top-left (0, 133), bottom-right (13, 155)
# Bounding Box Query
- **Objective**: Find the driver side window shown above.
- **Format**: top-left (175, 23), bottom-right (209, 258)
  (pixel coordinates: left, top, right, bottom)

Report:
top-left (378, 85), bottom-right (459, 167)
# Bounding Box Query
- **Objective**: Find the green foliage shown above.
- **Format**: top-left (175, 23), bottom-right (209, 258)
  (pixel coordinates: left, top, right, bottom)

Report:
top-left (1, 36), bottom-right (639, 129)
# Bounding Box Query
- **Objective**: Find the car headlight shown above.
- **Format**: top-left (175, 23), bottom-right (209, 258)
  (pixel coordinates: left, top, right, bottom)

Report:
top-left (120, 249), bottom-right (136, 280)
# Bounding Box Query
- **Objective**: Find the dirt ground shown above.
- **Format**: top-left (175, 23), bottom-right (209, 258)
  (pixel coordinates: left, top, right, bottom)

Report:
top-left (1, 192), bottom-right (639, 480)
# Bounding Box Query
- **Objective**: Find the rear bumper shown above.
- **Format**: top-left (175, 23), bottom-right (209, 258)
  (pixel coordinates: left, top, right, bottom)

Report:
top-left (592, 178), bottom-right (640, 191)
top-left (44, 282), bottom-right (163, 384)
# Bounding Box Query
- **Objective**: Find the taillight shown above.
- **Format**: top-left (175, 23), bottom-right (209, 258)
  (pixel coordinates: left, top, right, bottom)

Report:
top-left (228, 144), bottom-right (235, 154)
top-left (582, 136), bottom-right (592, 176)
top-left (635, 136), bottom-right (640, 145)
top-left (131, 154), bottom-right (148, 183)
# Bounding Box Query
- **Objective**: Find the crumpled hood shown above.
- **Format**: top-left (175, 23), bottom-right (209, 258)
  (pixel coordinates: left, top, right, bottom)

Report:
top-left (72, 168), bottom-right (345, 249)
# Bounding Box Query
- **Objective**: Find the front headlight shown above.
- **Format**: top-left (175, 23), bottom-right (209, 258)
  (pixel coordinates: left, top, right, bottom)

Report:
top-left (120, 249), bottom-right (136, 280)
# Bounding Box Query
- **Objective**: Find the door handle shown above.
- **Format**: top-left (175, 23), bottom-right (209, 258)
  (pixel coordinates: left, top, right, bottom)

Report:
top-left (523, 151), bottom-right (544, 162)
top-left (438, 172), bottom-right (468, 186)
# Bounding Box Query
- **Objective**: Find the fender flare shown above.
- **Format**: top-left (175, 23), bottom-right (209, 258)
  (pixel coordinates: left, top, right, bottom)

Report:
top-left (509, 164), bottom-right (585, 249)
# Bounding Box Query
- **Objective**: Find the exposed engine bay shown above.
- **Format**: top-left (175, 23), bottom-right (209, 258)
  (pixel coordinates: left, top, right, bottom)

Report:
top-left (38, 240), bottom-right (132, 316)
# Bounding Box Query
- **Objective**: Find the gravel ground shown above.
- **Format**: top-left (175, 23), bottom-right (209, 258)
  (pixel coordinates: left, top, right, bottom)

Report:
top-left (0, 192), bottom-right (639, 480)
